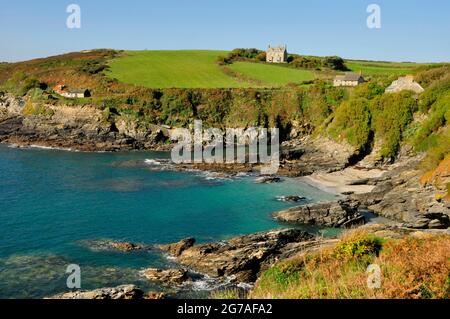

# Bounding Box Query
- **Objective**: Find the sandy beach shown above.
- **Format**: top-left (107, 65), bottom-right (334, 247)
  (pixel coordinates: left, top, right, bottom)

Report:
top-left (300, 167), bottom-right (386, 195)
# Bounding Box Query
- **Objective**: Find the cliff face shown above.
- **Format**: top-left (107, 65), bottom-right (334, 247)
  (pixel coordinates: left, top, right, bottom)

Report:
top-left (0, 93), bottom-right (169, 151)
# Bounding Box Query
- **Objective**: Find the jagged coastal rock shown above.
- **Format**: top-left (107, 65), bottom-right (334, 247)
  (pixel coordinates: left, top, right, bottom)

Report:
top-left (141, 268), bottom-right (189, 284)
top-left (47, 285), bottom-right (144, 299)
top-left (350, 158), bottom-right (450, 229)
top-left (0, 93), bottom-right (170, 151)
top-left (160, 229), bottom-right (335, 282)
top-left (158, 237), bottom-right (196, 257)
top-left (273, 199), bottom-right (365, 228)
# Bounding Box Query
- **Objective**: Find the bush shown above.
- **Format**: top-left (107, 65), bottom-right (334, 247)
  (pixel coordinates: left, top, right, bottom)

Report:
top-left (323, 56), bottom-right (348, 71)
top-left (333, 233), bottom-right (383, 260)
top-left (255, 52), bottom-right (267, 62)
top-left (291, 56), bottom-right (322, 69)
top-left (370, 92), bottom-right (417, 158)
top-left (328, 97), bottom-right (372, 152)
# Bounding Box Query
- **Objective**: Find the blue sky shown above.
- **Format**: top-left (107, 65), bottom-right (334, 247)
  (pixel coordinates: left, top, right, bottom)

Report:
top-left (0, 0), bottom-right (449, 62)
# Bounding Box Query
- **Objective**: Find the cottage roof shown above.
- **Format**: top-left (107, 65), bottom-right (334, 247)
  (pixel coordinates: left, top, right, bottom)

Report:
top-left (335, 73), bottom-right (364, 82)
top-left (385, 76), bottom-right (424, 94)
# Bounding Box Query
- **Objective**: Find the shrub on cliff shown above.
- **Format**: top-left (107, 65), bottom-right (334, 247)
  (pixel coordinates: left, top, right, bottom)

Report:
top-left (370, 92), bottom-right (417, 159)
top-left (327, 97), bottom-right (372, 153)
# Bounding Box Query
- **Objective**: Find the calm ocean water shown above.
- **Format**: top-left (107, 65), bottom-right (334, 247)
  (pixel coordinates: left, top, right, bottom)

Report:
top-left (0, 144), bottom-right (337, 298)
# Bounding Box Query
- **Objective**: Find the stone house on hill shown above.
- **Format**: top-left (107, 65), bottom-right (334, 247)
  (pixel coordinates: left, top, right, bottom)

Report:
top-left (266, 45), bottom-right (287, 63)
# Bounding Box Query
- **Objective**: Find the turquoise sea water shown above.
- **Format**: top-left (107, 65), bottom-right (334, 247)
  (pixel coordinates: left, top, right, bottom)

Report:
top-left (0, 144), bottom-right (337, 298)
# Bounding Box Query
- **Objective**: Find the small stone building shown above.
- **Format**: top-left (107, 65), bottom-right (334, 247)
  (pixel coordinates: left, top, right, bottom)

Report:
top-left (385, 75), bottom-right (424, 94)
top-left (53, 84), bottom-right (90, 98)
top-left (62, 89), bottom-right (91, 99)
top-left (266, 45), bottom-right (287, 63)
top-left (333, 73), bottom-right (366, 87)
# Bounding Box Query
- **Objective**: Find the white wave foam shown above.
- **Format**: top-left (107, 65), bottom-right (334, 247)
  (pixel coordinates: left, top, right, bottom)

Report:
top-left (144, 159), bottom-right (162, 165)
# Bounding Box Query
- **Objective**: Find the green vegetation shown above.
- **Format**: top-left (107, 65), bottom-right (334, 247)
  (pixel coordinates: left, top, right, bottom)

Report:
top-left (106, 50), bottom-right (250, 88)
top-left (22, 100), bottom-right (54, 116)
top-left (346, 60), bottom-right (418, 76)
top-left (328, 97), bottom-right (372, 152)
top-left (250, 231), bottom-right (450, 299)
top-left (2, 71), bottom-right (45, 96)
top-left (106, 50), bottom-right (317, 88)
top-left (0, 49), bottom-right (447, 171)
top-left (228, 62), bottom-right (314, 87)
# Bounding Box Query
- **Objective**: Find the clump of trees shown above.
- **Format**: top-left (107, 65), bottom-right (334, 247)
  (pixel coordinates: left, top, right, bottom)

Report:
top-left (322, 56), bottom-right (349, 71)
top-left (216, 48), bottom-right (264, 65)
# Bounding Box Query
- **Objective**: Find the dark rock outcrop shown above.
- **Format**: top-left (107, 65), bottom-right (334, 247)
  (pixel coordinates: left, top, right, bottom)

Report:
top-left (350, 158), bottom-right (450, 229)
top-left (279, 137), bottom-right (356, 176)
top-left (158, 237), bottom-right (195, 257)
top-left (162, 229), bottom-right (334, 283)
top-left (273, 199), bottom-right (365, 228)
top-left (0, 93), bottom-right (171, 151)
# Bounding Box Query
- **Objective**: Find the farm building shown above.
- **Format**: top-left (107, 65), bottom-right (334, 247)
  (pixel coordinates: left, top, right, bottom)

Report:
top-left (53, 84), bottom-right (90, 98)
top-left (266, 45), bottom-right (287, 63)
top-left (62, 89), bottom-right (91, 99)
top-left (385, 75), bottom-right (424, 94)
top-left (333, 73), bottom-right (366, 87)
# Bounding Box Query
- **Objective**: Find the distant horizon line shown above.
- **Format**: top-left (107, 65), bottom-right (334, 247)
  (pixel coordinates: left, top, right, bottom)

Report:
top-left (2, 48), bottom-right (448, 65)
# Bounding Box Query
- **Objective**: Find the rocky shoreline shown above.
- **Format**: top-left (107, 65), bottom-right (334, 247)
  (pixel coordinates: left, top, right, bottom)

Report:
top-left (2, 92), bottom-right (449, 299)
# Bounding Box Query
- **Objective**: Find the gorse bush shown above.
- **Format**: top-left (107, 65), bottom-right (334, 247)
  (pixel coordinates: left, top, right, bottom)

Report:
top-left (418, 73), bottom-right (450, 113)
top-left (333, 233), bottom-right (383, 260)
top-left (370, 92), bottom-right (417, 158)
top-left (327, 97), bottom-right (372, 152)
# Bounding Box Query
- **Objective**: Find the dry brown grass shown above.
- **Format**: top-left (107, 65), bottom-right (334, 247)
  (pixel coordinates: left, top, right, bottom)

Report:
top-left (250, 231), bottom-right (450, 299)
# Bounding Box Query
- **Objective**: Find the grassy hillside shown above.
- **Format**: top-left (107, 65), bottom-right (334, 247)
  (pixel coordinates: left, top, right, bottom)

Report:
top-left (346, 60), bottom-right (418, 76)
top-left (106, 50), bottom-right (317, 88)
top-left (106, 50), bottom-right (252, 89)
top-left (228, 62), bottom-right (314, 86)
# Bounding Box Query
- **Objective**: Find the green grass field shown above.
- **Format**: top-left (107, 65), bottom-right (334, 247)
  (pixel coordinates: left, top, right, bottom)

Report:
top-left (106, 50), bottom-right (316, 89)
top-left (346, 60), bottom-right (420, 76)
top-left (106, 50), bottom-right (427, 88)
top-left (228, 62), bottom-right (314, 86)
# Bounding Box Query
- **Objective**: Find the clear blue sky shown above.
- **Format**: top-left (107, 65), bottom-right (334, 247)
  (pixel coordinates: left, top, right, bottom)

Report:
top-left (0, 0), bottom-right (449, 62)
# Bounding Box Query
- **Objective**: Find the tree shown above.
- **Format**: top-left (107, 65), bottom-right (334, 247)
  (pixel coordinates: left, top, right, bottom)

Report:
top-left (323, 56), bottom-right (348, 71)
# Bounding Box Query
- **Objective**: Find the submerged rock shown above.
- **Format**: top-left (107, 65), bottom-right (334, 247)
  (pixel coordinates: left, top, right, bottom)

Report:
top-left (273, 199), bottom-right (365, 228)
top-left (80, 240), bottom-right (148, 252)
top-left (276, 195), bottom-right (306, 202)
top-left (47, 285), bottom-right (144, 299)
top-left (255, 176), bottom-right (281, 184)
top-left (161, 229), bottom-right (331, 283)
